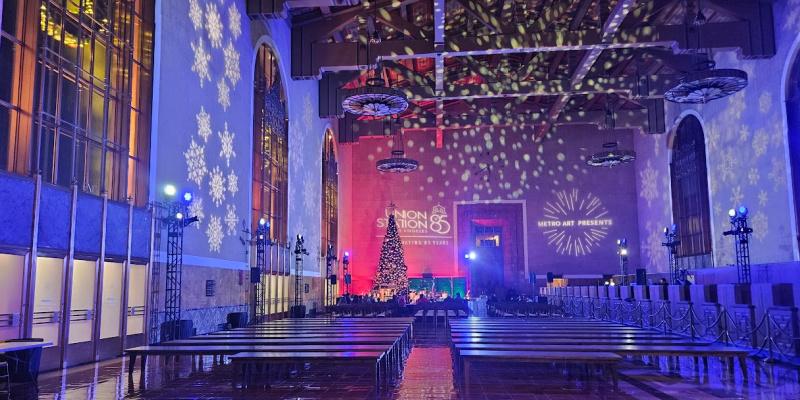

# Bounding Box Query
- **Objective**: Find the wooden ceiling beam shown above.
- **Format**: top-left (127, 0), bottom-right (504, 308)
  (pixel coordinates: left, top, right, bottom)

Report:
top-left (570, 0), bottom-right (595, 30)
top-left (454, 0), bottom-right (503, 33)
top-left (294, 19), bottom-right (769, 77)
top-left (376, 9), bottom-right (429, 40)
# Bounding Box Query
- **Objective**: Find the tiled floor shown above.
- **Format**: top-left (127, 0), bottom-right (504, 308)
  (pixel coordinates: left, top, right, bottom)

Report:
top-left (14, 332), bottom-right (800, 399)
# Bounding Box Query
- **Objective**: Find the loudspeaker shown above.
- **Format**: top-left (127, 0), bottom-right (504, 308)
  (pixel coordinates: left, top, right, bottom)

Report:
top-left (329, 274), bottom-right (337, 285)
top-left (635, 268), bottom-right (647, 285)
top-left (344, 274), bottom-right (352, 284)
top-left (250, 267), bottom-right (260, 283)
top-left (546, 272), bottom-right (554, 283)
top-left (290, 305), bottom-right (306, 318)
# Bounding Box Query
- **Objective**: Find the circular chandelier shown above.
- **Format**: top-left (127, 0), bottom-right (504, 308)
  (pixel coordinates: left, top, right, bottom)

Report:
top-left (377, 150), bottom-right (419, 173)
top-left (665, 69), bottom-right (748, 104)
top-left (587, 142), bottom-right (636, 168)
top-left (342, 77), bottom-right (408, 117)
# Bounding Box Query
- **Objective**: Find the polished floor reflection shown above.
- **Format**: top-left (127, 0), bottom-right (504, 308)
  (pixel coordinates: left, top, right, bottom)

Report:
top-left (19, 342), bottom-right (799, 399)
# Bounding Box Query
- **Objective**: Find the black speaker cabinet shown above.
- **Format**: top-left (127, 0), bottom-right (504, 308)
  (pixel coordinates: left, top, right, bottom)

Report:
top-left (250, 267), bottom-right (260, 283)
top-left (635, 268), bottom-right (647, 286)
top-left (329, 274), bottom-right (337, 285)
top-left (290, 305), bottom-right (306, 318)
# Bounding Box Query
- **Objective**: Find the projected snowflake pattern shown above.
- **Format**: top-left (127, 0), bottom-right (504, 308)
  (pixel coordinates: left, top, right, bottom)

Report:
top-left (224, 40), bottom-right (241, 87)
top-left (227, 170), bottom-right (238, 196)
top-left (189, 0), bottom-right (203, 31)
top-left (196, 106), bottom-right (212, 142)
top-left (639, 159), bottom-right (658, 207)
top-left (206, 214), bottom-right (223, 252)
top-left (205, 2), bottom-right (223, 48)
top-left (228, 3), bottom-right (242, 39)
top-left (751, 211), bottom-right (768, 242)
top-left (217, 77), bottom-right (230, 110)
top-left (541, 189), bottom-right (610, 257)
top-left (209, 166), bottom-right (226, 206)
top-left (642, 222), bottom-right (663, 269)
top-left (184, 137), bottom-right (207, 186)
top-left (190, 37), bottom-right (211, 87)
top-left (218, 122), bottom-right (236, 166)
top-left (225, 204), bottom-right (238, 235)
top-left (188, 197), bottom-right (205, 229)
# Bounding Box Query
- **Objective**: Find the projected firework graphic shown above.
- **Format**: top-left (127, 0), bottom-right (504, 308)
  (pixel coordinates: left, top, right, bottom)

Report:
top-left (538, 189), bottom-right (613, 256)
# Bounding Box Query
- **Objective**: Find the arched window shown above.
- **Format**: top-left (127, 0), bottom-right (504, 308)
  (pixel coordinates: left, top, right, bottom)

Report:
top-left (321, 130), bottom-right (338, 254)
top-left (252, 44), bottom-right (288, 246)
top-left (252, 44), bottom-right (289, 316)
top-left (321, 130), bottom-right (338, 304)
top-left (787, 53), bottom-right (800, 253)
top-left (670, 115), bottom-right (713, 268)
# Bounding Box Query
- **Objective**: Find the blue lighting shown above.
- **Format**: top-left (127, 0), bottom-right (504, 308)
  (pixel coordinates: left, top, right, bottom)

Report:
top-left (183, 191), bottom-right (193, 202)
top-left (738, 206), bottom-right (748, 217)
top-left (164, 184), bottom-right (177, 197)
top-left (464, 251), bottom-right (477, 260)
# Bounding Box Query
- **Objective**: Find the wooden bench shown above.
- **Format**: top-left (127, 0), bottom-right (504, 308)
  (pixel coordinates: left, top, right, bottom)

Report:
top-left (0, 341), bottom-right (52, 386)
top-left (452, 343), bottom-right (751, 379)
top-left (457, 350), bottom-right (621, 395)
top-left (228, 351), bottom-right (389, 393)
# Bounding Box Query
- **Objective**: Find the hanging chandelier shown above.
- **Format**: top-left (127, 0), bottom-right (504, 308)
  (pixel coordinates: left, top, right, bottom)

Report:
top-left (664, 6), bottom-right (748, 104)
top-left (587, 100), bottom-right (635, 168)
top-left (342, 75), bottom-right (408, 117)
top-left (377, 120), bottom-right (418, 173)
top-left (664, 68), bottom-right (748, 104)
top-left (587, 142), bottom-right (637, 168)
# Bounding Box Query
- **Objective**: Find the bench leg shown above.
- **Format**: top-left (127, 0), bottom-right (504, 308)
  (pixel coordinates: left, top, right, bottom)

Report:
top-left (128, 354), bottom-right (137, 376)
top-left (463, 360), bottom-right (471, 397)
top-left (738, 356), bottom-right (748, 381)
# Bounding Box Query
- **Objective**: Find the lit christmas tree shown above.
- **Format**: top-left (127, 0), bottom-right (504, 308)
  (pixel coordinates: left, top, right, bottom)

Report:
top-left (373, 206), bottom-right (409, 297)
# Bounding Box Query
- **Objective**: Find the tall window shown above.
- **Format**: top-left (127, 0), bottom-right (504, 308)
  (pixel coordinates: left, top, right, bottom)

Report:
top-left (321, 130), bottom-right (338, 256)
top-left (0, 0), bottom-right (39, 174)
top-left (252, 44), bottom-right (288, 246)
top-left (0, 0), bottom-right (154, 204)
top-left (787, 53), bottom-right (800, 253)
top-left (670, 115), bottom-right (713, 268)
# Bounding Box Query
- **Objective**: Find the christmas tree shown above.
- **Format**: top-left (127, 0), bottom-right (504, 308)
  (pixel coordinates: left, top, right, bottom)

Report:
top-left (373, 209), bottom-right (409, 296)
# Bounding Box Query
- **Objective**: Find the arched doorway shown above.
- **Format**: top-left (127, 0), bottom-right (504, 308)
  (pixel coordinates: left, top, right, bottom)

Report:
top-left (670, 115), bottom-right (713, 270)
top-left (321, 129), bottom-right (338, 305)
top-left (252, 43), bottom-right (289, 319)
top-left (788, 53), bottom-right (800, 255)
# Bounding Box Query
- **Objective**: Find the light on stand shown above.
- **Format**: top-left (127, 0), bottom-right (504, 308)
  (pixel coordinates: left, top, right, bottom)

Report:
top-left (164, 184), bottom-right (177, 197)
top-left (616, 238), bottom-right (629, 285)
top-left (183, 191), bottom-right (193, 203)
top-left (724, 204), bottom-right (754, 283)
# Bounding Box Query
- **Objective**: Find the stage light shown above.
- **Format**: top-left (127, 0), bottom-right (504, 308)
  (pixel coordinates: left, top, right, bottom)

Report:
top-left (609, 281), bottom-right (616, 287)
top-left (620, 248), bottom-right (628, 256)
top-left (164, 184), bottom-right (177, 197)
top-left (728, 208), bottom-right (736, 218)
top-left (738, 206), bottom-right (748, 217)
top-left (671, 224), bottom-right (677, 233)
top-left (469, 251), bottom-right (477, 260)
top-left (259, 217), bottom-right (267, 226)
top-left (663, 226), bottom-right (669, 234)
top-left (344, 251), bottom-right (350, 257)
top-left (183, 192), bottom-right (193, 202)
top-left (175, 211), bottom-right (184, 220)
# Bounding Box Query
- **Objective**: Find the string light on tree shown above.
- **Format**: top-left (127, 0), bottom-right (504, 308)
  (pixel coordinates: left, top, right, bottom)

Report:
top-left (373, 203), bottom-right (409, 297)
